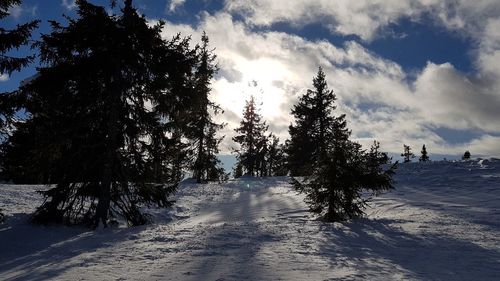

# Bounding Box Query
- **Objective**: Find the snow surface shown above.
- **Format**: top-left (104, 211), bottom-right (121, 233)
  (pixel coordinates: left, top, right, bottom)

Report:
top-left (1, 159), bottom-right (499, 280)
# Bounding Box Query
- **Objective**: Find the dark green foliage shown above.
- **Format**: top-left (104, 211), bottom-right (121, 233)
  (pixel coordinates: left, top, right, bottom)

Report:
top-left (0, 0), bottom-right (38, 220)
top-left (232, 96), bottom-right (269, 177)
top-left (287, 67), bottom-right (345, 176)
top-left (2, 0), bottom-right (197, 227)
top-left (419, 144), bottom-right (430, 162)
top-left (266, 134), bottom-right (288, 176)
top-left (189, 32), bottom-right (226, 183)
top-left (0, 0), bottom-right (39, 134)
top-left (401, 144), bottom-right (415, 163)
top-left (291, 68), bottom-right (395, 222)
top-left (233, 162), bottom-right (243, 178)
top-left (462, 150), bottom-right (471, 160)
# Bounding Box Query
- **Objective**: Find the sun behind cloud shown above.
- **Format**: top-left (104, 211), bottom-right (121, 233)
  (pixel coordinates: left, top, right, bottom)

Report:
top-left (214, 55), bottom-right (292, 119)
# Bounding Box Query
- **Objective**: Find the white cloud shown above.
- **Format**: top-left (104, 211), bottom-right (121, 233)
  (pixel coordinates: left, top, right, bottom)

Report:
top-left (224, 0), bottom-right (432, 41)
top-left (156, 3), bottom-right (500, 156)
top-left (224, 0), bottom-right (500, 43)
top-left (0, 73), bottom-right (9, 82)
top-left (167, 0), bottom-right (186, 13)
top-left (158, 13), bottom-right (413, 152)
top-left (61, 0), bottom-right (77, 11)
top-left (463, 135), bottom-right (500, 158)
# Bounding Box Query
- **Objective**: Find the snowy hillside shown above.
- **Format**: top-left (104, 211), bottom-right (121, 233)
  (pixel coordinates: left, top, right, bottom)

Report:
top-left (1, 159), bottom-right (499, 280)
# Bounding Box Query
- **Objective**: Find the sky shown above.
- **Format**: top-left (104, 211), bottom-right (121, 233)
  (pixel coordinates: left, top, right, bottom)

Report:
top-left (2, 0), bottom-right (500, 160)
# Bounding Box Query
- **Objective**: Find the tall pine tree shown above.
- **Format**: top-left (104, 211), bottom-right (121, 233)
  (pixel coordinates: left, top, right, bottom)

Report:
top-left (189, 32), bottom-right (225, 183)
top-left (287, 67), bottom-right (343, 176)
top-left (0, 0), bottom-right (38, 222)
top-left (233, 96), bottom-right (268, 177)
top-left (0, 0), bottom-right (38, 134)
top-left (2, 0), bottom-right (197, 227)
top-left (292, 68), bottom-right (395, 221)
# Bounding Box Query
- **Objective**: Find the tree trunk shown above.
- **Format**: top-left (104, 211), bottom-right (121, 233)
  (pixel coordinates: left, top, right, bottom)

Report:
top-left (94, 75), bottom-right (120, 228)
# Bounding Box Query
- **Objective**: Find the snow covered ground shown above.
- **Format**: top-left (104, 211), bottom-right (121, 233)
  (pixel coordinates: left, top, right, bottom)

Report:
top-left (1, 159), bottom-right (499, 280)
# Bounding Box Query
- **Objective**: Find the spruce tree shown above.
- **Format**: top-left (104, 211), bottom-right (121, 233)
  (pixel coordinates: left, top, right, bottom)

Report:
top-left (233, 162), bottom-right (243, 178)
top-left (401, 144), bottom-right (415, 163)
top-left (0, 0), bottom-right (38, 134)
top-left (0, 0), bottom-right (38, 222)
top-left (291, 68), bottom-right (395, 222)
top-left (189, 32), bottom-right (225, 183)
top-left (288, 67), bottom-right (343, 176)
top-left (3, 0), bottom-right (197, 227)
top-left (419, 144), bottom-right (429, 162)
top-left (266, 134), bottom-right (288, 176)
top-left (233, 96), bottom-right (268, 177)
top-left (255, 134), bottom-right (269, 176)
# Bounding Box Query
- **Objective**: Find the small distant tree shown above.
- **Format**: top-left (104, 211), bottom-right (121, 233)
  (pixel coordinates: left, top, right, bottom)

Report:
top-left (266, 134), bottom-right (288, 176)
top-left (401, 144), bottom-right (415, 163)
top-left (419, 144), bottom-right (430, 162)
top-left (233, 96), bottom-right (268, 177)
top-left (462, 150), bottom-right (471, 160)
top-left (233, 162), bottom-right (243, 178)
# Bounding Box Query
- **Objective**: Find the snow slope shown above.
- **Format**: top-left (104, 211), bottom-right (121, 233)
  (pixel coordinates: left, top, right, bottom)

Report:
top-left (1, 159), bottom-right (499, 280)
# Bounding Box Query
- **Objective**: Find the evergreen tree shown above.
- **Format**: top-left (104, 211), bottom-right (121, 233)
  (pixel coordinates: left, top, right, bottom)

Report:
top-left (189, 32), bottom-right (225, 183)
top-left (0, 0), bottom-right (38, 222)
top-left (419, 144), bottom-right (430, 162)
top-left (255, 134), bottom-right (269, 176)
top-left (401, 144), bottom-right (415, 163)
top-left (233, 162), bottom-right (243, 178)
top-left (462, 150), bottom-right (471, 160)
top-left (266, 134), bottom-right (288, 176)
top-left (0, 0), bottom-right (38, 134)
top-left (273, 143), bottom-right (288, 176)
top-left (2, 0), bottom-right (198, 227)
top-left (233, 96), bottom-right (268, 177)
top-left (291, 69), bottom-right (395, 222)
top-left (287, 67), bottom-right (344, 176)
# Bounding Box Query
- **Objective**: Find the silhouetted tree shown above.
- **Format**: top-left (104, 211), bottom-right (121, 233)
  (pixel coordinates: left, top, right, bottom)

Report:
top-left (287, 67), bottom-right (343, 176)
top-left (233, 162), bottom-right (243, 178)
top-left (462, 150), bottom-right (471, 160)
top-left (264, 134), bottom-right (288, 176)
top-left (0, 0), bottom-right (39, 222)
top-left (255, 134), bottom-right (270, 176)
top-left (419, 144), bottom-right (429, 162)
top-left (272, 143), bottom-right (288, 176)
top-left (189, 32), bottom-right (225, 183)
top-left (233, 96), bottom-right (268, 177)
top-left (0, 0), bottom-right (38, 133)
top-left (401, 144), bottom-right (415, 163)
top-left (2, 0), bottom-right (198, 227)
top-left (292, 69), bottom-right (395, 221)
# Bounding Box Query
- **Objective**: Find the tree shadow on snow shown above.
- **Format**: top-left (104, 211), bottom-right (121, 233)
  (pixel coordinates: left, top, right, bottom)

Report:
top-left (0, 213), bottom-right (144, 281)
top-left (318, 218), bottom-right (500, 280)
top-left (164, 179), bottom-right (303, 281)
